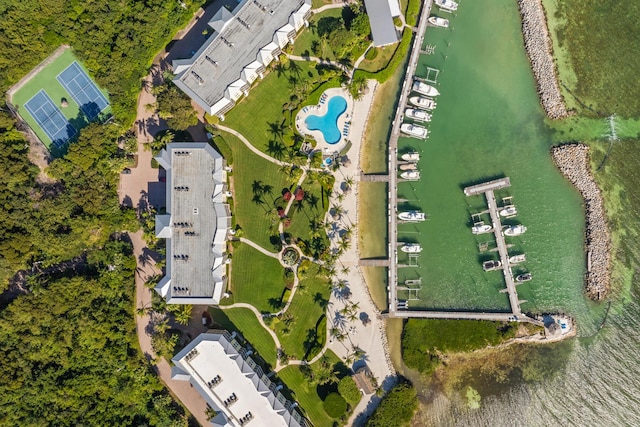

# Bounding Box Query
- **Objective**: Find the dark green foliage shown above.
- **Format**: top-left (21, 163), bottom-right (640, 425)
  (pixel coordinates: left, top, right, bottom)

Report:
top-left (555, 0), bottom-right (640, 117)
top-left (402, 319), bottom-right (517, 373)
top-left (349, 13), bottom-right (370, 38)
top-left (338, 376), bottom-right (361, 405)
top-left (365, 380), bottom-right (417, 427)
top-left (0, 240), bottom-right (187, 426)
top-left (155, 83), bottom-right (199, 130)
top-left (0, 0), bottom-right (198, 124)
top-left (323, 392), bottom-right (347, 418)
top-left (404, 0), bottom-right (422, 27)
top-left (353, 28), bottom-right (412, 83)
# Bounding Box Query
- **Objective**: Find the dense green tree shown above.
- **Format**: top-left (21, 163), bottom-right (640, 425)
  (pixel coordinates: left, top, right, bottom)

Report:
top-left (155, 84), bottom-right (198, 130)
top-left (365, 380), bottom-right (417, 427)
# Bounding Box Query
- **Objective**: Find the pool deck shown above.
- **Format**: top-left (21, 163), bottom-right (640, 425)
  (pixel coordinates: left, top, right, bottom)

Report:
top-left (295, 87), bottom-right (354, 153)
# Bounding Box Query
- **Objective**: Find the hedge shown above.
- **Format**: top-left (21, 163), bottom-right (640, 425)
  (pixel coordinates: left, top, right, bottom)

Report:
top-left (323, 392), bottom-right (348, 418)
top-left (365, 381), bottom-right (417, 427)
top-left (338, 376), bottom-right (361, 405)
top-left (353, 28), bottom-right (413, 83)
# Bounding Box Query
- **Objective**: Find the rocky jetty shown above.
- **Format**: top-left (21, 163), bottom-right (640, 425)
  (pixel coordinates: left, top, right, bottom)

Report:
top-left (551, 144), bottom-right (610, 300)
top-left (518, 0), bottom-right (569, 120)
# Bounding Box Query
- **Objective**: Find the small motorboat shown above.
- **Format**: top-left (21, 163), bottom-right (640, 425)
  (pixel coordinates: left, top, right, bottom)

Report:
top-left (471, 223), bottom-right (492, 235)
top-left (412, 81), bottom-right (440, 97)
top-left (401, 152), bottom-right (420, 162)
top-left (400, 170), bottom-right (420, 180)
top-left (504, 224), bottom-right (527, 237)
top-left (409, 96), bottom-right (437, 111)
top-left (398, 211), bottom-right (427, 222)
top-left (515, 272), bottom-right (532, 282)
top-left (400, 123), bottom-right (428, 138)
top-left (399, 163), bottom-right (417, 171)
top-left (500, 206), bottom-right (517, 217)
top-left (509, 254), bottom-right (526, 264)
top-left (405, 108), bottom-right (432, 122)
top-left (482, 260), bottom-right (502, 271)
top-left (428, 16), bottom-right (450, 28)
top-left (400, 243), bottom-right (423, 253)
top-left (435, 0), bottom-right (458, 12)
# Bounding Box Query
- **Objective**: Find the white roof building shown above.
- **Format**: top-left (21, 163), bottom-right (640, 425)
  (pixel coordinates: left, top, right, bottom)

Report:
top-left (172, 0), bottom-right (312, 119)
top-left (154, 143), bottom-right (230, 305)
top-left (364, 0), bottom-right (400, 47)
top-left (172, 332), bottom-right (307, 427)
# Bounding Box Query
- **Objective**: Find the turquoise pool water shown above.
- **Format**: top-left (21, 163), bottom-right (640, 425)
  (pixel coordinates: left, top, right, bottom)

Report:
top-left (305, 96), bottom-right (347, 144)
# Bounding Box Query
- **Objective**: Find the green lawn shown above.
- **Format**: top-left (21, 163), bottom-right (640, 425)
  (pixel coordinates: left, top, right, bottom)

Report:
top-left (286, 176), bottom-right (331, 258)
top-left (228, 244), bottom-right (286, 313)
top-left (274, 262), bottom-right (330, 360)
top-left (217, 132), bottom-right (290, 249)
top-left (10, 47), bottom-right (111, 150)
top-left (209, 307), bottom-right (278, 369)
top-left (277, 350), bottom-right (343, 427)
top-left (357, 44), bottom-right (399, 73)
top-left (223, 60), bottom-right (338, 155)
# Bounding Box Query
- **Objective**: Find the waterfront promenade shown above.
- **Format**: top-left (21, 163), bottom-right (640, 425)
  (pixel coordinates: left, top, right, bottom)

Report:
top-left (387, 0), bottom-right (433, 318)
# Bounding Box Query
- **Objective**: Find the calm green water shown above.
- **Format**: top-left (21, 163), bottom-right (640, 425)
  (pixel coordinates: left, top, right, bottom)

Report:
top-left (395, 0), bottom-right (599, 329)
top-left (398, 1), bottom-right (640, 425)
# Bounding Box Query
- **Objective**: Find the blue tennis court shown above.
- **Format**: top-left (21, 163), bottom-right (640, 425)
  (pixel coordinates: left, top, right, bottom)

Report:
top-left (57, 62), bottom-right (109, 120)
top-left (24, 90), bottom-right (76, 147)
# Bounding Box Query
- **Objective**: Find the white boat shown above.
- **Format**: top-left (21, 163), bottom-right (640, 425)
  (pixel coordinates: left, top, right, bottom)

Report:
top-left (482, 260), bottom-right (502, 271)
top-left (400, 170), bottom-right (420, 180)
top-left (509, 254), bottom-right (526, 264)
top-left (471, 223), bottom-right (492, 235)
top-left (412, 81), bottom-right (440, 97)
top-left (500, 206), bottom-right (517, 217)
top-left (435, 0), bottom-right (458, 11)
top-left (409, 96), bottom-right (437, 111)
top-left (515, 272), bottom-right (532, 282)
top-left (398, 211), bottom-right (427, 222)
top-left (504, 224), bottom-right (527, 237)
top-left (399, 163), bottom-right (417, 171)
top-left (428, 16), bottom-right (450, 28)
top-left (405, 108), bottom-right (432, 122)
top-left (400, 243), bottom-right (423, 253)
top-left (400, 123), bottom-right (428, 138)
top-left (401, 152), bottom-right (420, 162)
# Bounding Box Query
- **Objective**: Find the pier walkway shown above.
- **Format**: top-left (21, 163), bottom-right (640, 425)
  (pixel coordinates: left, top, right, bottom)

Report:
top-left (464, 178), bottom-right (523, 316)
top-left (384, 311), bottom-right (516, 321)
top-left (360, 173), bottom-right (390, 183)
top-left (387, 0), bottom-right (433, 317)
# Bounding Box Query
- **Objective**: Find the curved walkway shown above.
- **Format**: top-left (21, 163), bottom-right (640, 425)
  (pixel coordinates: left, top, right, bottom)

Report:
top-left (216, 124), bottom-right (287, 166)
top-left (312, 2), bottom-right (352, 13)
top-left (238, 237), bottom-right (280, 258)
top-left (286, 53), bottom-right (349, 75)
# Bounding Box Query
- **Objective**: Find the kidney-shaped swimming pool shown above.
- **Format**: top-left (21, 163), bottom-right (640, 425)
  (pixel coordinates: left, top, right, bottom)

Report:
top-left (304, 95), bottom-right (347, 145)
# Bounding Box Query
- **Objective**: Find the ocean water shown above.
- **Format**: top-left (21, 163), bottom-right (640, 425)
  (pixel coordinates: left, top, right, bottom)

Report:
top-left (393, 0), bottom-right (640, 424)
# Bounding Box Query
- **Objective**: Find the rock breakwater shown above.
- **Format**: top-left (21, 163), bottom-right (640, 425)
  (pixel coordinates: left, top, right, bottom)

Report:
top-left (551, 144), bottom-right (610, 300)
top-left (517, 0), bottom-right (569, 120)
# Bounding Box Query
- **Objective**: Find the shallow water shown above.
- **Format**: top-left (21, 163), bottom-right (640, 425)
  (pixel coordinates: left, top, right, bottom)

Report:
top-left (396, 1), bottom-right (640, 425)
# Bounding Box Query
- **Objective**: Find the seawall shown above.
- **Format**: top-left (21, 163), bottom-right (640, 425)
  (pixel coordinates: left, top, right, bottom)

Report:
top-left (551, 143), bottom-right (610, 300)
top-left (517, 0), bottom-right (569, 120)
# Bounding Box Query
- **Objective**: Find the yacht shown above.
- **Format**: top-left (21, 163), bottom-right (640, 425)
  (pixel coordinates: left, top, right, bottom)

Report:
top-left (400, 123), bottom-right (428, 138)
top-left (400, 170), bottom-right (420, 180)
top-left (499, 206), bottom-right (517, 217)
top-left (509, 254), bottom-right (526, 264)
top-left (401, 152), bottom-right (420, 162)
top-left (515, 272), bottom-right (532, 282)
top-left (435, 0), bottom-right (459, 12)
top-left (405, 108), bottom-right (432, 122)
top-left (398, 211), bottom-right (427, 222)
top-left (482, 260), bottom-right (502, 271)
top-left (428, 16), bottom-right (450, 28)
top-left (471, 223), bottom-right (492, 235)
top-left (400, 243), bottom-right (423, 253)
top-left (409, 96), bottom-right (437, 111)
top-left (504, 224), bottom-right (527, 236)
top-left (412, 81), bottom-right (440, 97)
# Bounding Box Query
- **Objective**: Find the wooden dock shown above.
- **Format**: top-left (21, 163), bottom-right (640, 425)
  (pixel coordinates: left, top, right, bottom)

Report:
top-left (360, 174), bottom-right (390, 183)
top-left (359, 259), bottom-right (390, 267)
top-left (463, 177), bottom-right (511, 197)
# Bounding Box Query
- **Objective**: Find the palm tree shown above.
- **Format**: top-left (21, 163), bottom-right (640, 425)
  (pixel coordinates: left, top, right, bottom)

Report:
top-left (348, 74), bottom-right (369, 100)
top-left (331, 204), bottom-right (344, 220)
top-left (172, 305), bottom-right (193, 325)
top-left (267, 140), bottom-right (285, 160)
top-left (288, 60), bottom-right (302, 79)
top-left (267, 121), bottom-right (286, 143)
top-left (251, 180), bottom-right (264, 196)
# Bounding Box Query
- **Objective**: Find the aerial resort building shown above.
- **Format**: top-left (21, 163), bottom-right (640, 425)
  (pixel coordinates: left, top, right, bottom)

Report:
top-left (154, 143), bottom-right (230, 305)
top-left (363, 0), bottom-right (401, 47)
top-left (171, 0), bottom-right (312, 119)
top-left (172, 332), bottom-right (306, 427)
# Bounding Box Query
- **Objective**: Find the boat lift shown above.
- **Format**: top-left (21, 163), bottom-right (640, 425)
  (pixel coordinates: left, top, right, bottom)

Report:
top-left (501, 196), bottom-right (517, 218)
top-left (397, 278), bottom-right (422, 301)
top-left (425, 67), bottom-right (440, 84)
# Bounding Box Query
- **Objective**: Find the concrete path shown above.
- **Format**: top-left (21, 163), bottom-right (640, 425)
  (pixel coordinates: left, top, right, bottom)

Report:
top-left (216, 124), bottom-right (287, 166)
top-left (130, 231), bottom-right (210, 427)
top-left (286, 53), bottom-right (349, 75)
top-left (312, 2), bottom-right (353, 13)
top-left (238, 237), bottom-right (280, 259)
